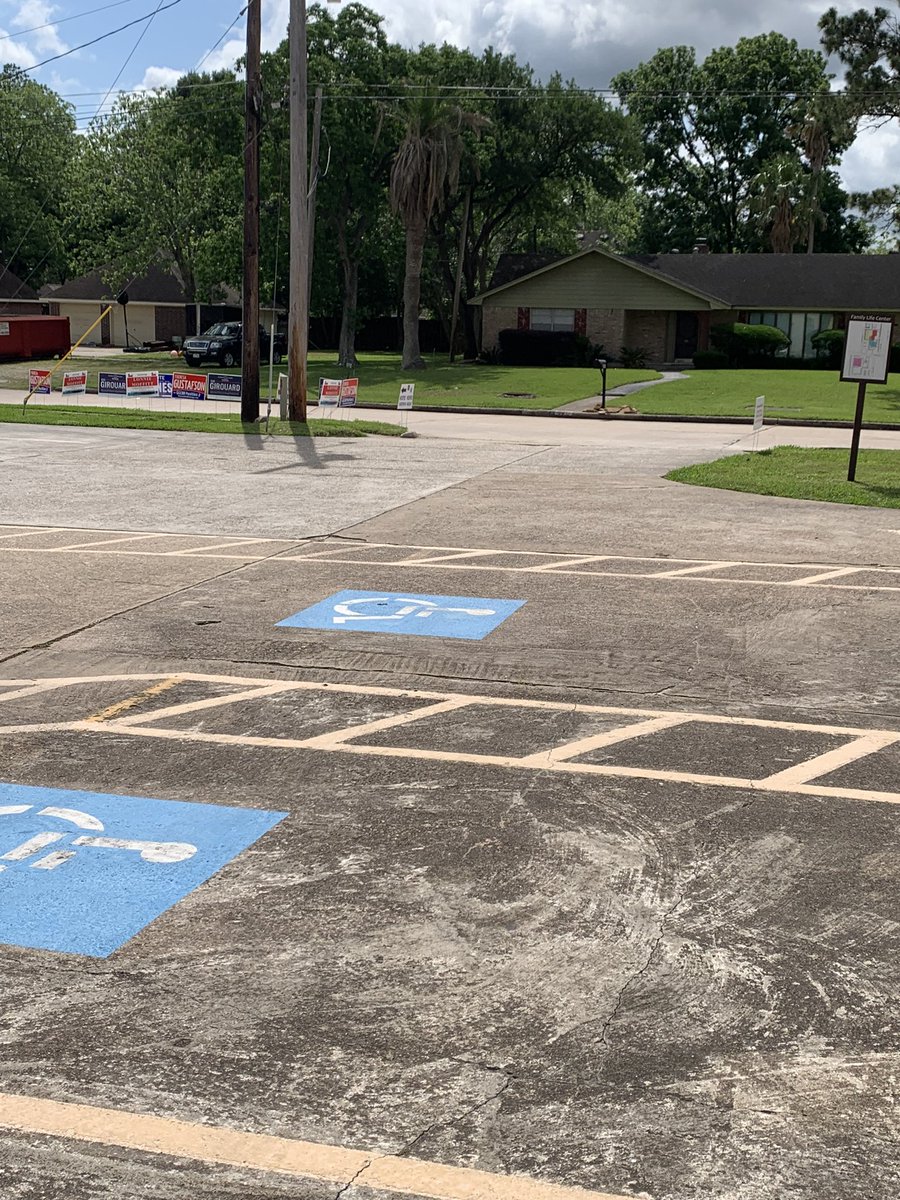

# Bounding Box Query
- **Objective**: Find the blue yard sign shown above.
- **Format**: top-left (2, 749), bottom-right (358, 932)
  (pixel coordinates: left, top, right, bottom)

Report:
top-left (0, 783), bottom-right (286, 958)
top-left (277, 589), bottom-right (525, 641)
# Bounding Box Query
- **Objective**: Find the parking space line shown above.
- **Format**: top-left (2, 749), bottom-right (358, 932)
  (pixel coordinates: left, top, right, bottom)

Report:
top-left (41, 533), bottom-right (164, 552)
top-left (395, 549), bottom-right (501, 565)
top-left (0, 1091), bottom-right (629, 1200)
top-left (163, 538), bottom-right (290, 556)
top-left (649, 562), bottom-right (733, 578)
top-left (790, 567), bottom-right (865, 585)
top-left (758, 731), bottom-right (900, 789)
top-left (300, 698), bottom-right (473, 747)
top-left (527, 555), bottom-right (611, 572)
top-left (111, 681), bottom-right (304, 727)
top-left (0, 527), bottom-right (65, 540)
top-left (83, 675), bottom-right (185, 723)
top-left (518, 714), bottom-right (692, 765)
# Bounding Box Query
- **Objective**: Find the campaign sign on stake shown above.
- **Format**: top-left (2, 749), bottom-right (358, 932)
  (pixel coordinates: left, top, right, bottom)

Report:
top-left (339, 377), bottom-right (358, 407)
top-left (398, 383), bottom-right (414, 410)
top-left (0, 782), bottom-right (287, 958)
top-left (98, 372), bottom-right (127, 396)
top-left (278, 589), bottom-right (525, 641)
top-left (126, 371), bottom-right (159, 397)
top-left (61, 370), bottom-right (87, 396)
top-left (319, 378), bottom-right (341, 408)
top-left (208, 373), bottom-right (242, 402)
top-left (28, 369), bottom-right (51, 395)
top-left (172, 372), bottom-right (207, 402)
top-left (158, 372), bottom-right (174, 398)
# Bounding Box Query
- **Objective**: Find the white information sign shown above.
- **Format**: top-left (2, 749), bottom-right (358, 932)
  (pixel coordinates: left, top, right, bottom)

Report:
top-left (398, 383), bottom-right (415, 410)
top-left (841, 314), bottom-right (895, 385)
top-left (0, 322), bottom-right (9, 337)
top-left (753, 394), bottom-right (765, 433)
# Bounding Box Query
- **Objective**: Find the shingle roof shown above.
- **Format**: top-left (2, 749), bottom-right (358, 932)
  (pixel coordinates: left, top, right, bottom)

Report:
top-left (0, 265), bottom-right (39, 302)
top-left (486, 249), bottom-right (900, 311)
top-left (635, 253), bottom-right (900, 311)
top-left (41, 263), bottom-right (192, 304)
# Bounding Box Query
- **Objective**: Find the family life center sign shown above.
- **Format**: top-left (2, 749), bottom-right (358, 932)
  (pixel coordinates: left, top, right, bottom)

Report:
top-left (841, 313), bottom-right (895, 482)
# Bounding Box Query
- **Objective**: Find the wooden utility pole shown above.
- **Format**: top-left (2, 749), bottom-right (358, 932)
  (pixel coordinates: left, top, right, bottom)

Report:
top-left (448, 187), bottom-right (471, 363)
top-left (288, 0), bottom-right (309, 420)
top-left (307, 84), bottom-right (323, 316)
top-left (241, 0), bottom-right (262, 423)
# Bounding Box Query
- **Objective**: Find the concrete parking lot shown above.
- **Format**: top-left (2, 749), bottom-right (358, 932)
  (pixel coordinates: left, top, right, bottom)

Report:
top-left (0, 417), bottom-right (898, 1199)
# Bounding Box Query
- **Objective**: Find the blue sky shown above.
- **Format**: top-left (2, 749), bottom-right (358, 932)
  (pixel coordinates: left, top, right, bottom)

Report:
top-left (0, 0), bottom-right (897, 194)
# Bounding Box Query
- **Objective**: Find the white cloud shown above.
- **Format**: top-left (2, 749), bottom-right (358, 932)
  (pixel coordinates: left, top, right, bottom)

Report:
top-left (199, 34), bottom-right (245, 74)
top-left (10, 0), bottom-right (65, 55)
top-left (840, 122), bottom-right (900, 196)
top-left (139, 65), bottom-right (183, 90)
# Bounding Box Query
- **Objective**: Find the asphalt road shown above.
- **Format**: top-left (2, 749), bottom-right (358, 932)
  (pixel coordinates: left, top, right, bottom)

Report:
top-left (0, 418), bottom-right (899, 1200)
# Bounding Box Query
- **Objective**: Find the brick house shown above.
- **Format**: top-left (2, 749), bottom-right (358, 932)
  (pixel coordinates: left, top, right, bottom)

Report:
top-left (472, 245), bottom-right (900, 365)
top-left (0, 265), bottom-right (42, 314)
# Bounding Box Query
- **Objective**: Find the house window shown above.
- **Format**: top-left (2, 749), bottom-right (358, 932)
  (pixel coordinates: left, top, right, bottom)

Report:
top-left (530, 308), bottom-right (575, 332)
top-left (747, 312), bottom-right (833, 358)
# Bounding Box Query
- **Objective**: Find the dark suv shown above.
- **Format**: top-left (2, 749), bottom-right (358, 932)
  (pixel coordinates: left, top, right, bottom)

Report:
top-left (183, 323), bottom-right (287, 368)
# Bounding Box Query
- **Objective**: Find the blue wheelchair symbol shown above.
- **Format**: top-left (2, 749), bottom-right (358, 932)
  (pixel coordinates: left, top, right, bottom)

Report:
top-left (277, 589), bottom-right (525, 640)
top-left (0, 783), bottom-right (286, 958)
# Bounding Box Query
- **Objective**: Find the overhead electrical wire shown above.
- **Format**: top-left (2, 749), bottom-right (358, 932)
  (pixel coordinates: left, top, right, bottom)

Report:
top-left (0, 0), bottom-right (145, 43)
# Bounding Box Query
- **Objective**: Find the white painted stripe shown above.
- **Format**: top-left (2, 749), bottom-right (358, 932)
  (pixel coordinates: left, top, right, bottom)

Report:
top-left (41, 533), bottom-right (162, 551)
top-left (649, 562), bottom-right (733, 578)
top-left (790, 566), bottom-right (865, 585)
top-left (0, 1092), bottom-right (630, 1200)
top-left (525, 555), bottom-right (611, 572)
top-left (0, 527), bottom-right (64, 540)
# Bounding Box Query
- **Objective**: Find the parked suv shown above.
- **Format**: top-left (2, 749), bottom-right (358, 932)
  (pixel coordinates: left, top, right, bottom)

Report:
top-left (182, 323), bottom-right (287, 368)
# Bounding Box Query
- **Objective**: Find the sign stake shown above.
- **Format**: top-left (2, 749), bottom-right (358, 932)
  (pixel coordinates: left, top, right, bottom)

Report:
top-left (848, 381), bottom-right (867, 483)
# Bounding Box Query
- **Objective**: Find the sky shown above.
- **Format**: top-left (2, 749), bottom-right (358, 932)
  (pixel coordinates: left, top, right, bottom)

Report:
top-left (0, 0), bottom-right (897, 195)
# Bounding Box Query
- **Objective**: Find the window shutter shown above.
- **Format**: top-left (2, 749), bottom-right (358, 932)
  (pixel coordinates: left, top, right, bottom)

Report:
top-left (574, 309), bottom-right (587, 336)
top-left (517, 307), bottom-right (530, 330)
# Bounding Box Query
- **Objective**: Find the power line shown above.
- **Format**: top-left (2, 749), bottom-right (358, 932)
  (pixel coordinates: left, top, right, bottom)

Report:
top-left (93, 0), bottom-right (173, 120)
top-left (0, 0), bottom-right (144, 43)
top-left (3, 0), bottom-right (182, 79)
top-left (195, 6), bottom-right (247, 73)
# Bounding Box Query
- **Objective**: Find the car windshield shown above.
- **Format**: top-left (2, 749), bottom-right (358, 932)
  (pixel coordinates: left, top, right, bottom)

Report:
top-left (202, 324), bottom-right (239, 337)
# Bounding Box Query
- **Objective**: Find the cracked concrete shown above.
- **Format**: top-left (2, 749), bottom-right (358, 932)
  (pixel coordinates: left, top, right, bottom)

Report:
top-left (0, 421), bottom-right (899, 1199)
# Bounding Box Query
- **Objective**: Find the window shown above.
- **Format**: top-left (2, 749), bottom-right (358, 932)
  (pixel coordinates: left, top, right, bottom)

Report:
top-left (747, 312), bottom-right (833, 358)
top-left (530, 308), bottom-right (575, 332)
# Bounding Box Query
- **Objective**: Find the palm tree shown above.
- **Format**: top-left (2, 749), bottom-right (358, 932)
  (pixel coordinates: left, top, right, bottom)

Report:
top-left (751, 156), bottom-right (805, 253)
top-left (390, 89), bottom-right (485, 370)
top-left (788, 94), bottom-right (857, 253)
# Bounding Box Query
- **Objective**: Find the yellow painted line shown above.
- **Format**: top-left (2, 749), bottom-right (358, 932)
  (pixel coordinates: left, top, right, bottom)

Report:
top-left (396, 549), bottom-right (503, 565)
top-left (111, 681), bottom-right (305, 727)
top-left (759, 731), bottom-right (900, 789)
top-left (40, 533), bottom-right (163, 552)
top-left (0, 1091), bottom-right (630, 1200)
top-left (0, 527), bottom-right (65, 540)
top-left (163, 538), bottom-right (289, 556)
top-left (526, 555), bottom-right (610, 572)
top-left (83, 676), bottom-right (184, 724)
top-left (517, 714), bottom-right (691, 766)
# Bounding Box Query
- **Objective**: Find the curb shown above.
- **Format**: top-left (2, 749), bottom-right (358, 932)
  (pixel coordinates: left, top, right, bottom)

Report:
top-left (347, 402), bottom-right (900, 432)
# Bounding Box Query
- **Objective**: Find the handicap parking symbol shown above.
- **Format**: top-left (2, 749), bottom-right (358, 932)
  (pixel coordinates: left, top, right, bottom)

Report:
top-left (0, 783), bottom-right (286, 958)
top-left (277, 589), bottom-right (525, 641)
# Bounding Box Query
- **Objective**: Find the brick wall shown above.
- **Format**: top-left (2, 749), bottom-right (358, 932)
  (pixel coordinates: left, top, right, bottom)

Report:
top-left (480, 306), bottom-right (515, 351)
top-left (623, 311), bottom-right (671, 363)
top-left (586, 309), bottom-right (626, 354)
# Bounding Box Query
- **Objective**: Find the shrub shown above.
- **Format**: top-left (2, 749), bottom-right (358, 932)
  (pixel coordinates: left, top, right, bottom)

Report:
top-left (619, 344), bottom-right (648, 368)
top-left (497, 328), bottom-right (594, 367)
top-left (692, 348), bottom-right (729, 370)
top-left (811, 328), bottom-right (845, 367)
top-left (710, 321), bottom-right (790, 365)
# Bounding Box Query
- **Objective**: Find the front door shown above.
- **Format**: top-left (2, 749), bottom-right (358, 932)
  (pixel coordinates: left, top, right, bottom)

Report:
top-left (674, 312), bottom-right (699, 359)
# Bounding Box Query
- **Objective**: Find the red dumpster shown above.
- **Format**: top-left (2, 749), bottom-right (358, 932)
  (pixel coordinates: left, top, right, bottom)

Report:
top-left (0, 315), bottom-right (71, 360)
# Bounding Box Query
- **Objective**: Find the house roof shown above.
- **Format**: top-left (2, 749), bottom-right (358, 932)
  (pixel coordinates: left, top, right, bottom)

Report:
top-left (0, 265), bottom-right (39, 302)
top-left (40, 263), bottom-right (242, 307)
top-left (483, 249), bottom-right (900, 311)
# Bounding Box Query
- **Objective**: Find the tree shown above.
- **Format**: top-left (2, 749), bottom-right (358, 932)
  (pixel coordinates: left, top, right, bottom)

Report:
top-left (614, 34), bottom-right (839, 252)
top-left (68, 72), bottom-right (243, 306)
top-left (389, 87), bottom-right (485, 369)
top-left (751, 156), bottom-right (806, 252)
top-left (417, 45), bottom-right (639, 357)
top-left (0, 66), bottom-right (76, 287)
top-left (788, 93), bottom-right (857, 252)
top-left (820, 3), bottom-right (900, 119)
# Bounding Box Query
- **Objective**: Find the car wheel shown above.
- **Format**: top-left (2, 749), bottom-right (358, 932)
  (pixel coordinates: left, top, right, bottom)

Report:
top-left (222, 351), bottom-right (237, 368)
top-left (272, 351), bottom-right (283, 365)
top-left (186, 354), bottom-right (201, 367)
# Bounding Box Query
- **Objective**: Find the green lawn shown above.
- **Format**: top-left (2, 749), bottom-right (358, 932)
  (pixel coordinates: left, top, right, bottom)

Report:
top-left (667, 446), bottom-right (900, 509)
top-left (0, 403), bottom-right (403, 437)
top-left (634, 369), bottom-right (900, 424)
top-left (0, 350), bottom-right (658, 410)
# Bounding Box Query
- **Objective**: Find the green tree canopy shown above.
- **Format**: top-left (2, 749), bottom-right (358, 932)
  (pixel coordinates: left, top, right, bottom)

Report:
top-left (0, 66), bottom-right (76, 288)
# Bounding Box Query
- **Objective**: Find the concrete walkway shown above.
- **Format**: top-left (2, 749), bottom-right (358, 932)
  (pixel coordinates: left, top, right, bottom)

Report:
top-left (555, 370), bottom-right (689, 413)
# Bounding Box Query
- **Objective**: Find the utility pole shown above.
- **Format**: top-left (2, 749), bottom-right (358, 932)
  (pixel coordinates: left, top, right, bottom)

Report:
top-left (288, 0), bottom-right (309, 420)
top-left (307, 84), bottom-right (323, 317)
top-left (241, 0), bottom-right (262, 423)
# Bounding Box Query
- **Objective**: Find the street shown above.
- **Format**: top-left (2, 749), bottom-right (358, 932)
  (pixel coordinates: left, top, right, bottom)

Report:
top-left (0, 416), bottom-right (898, 1200)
